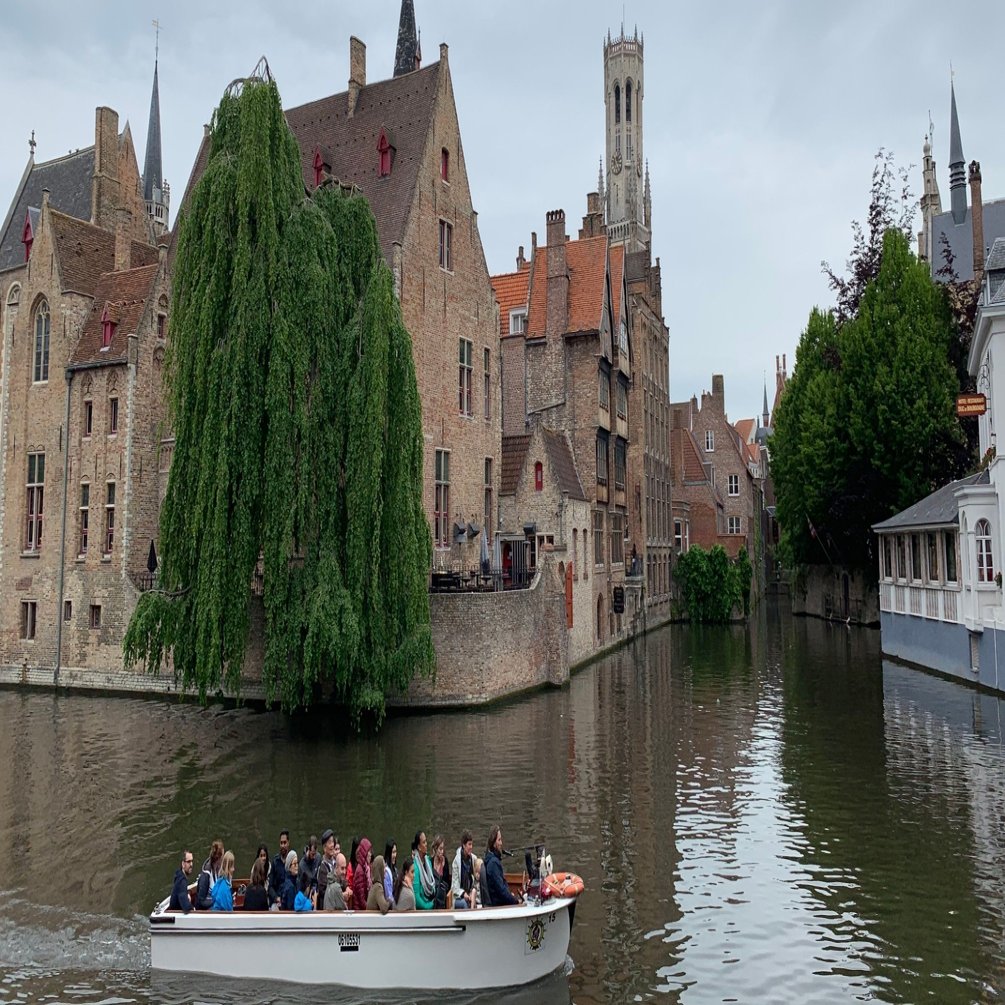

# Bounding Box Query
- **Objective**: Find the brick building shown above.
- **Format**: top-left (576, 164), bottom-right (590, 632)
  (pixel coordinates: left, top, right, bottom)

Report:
top-left (0, 85), bottom-right (170, 679)
top-left (670, 375), bottom-right (758, 559)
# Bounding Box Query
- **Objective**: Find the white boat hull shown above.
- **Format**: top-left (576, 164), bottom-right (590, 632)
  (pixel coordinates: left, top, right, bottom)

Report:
top-left (149, 897), bottom-right (576, 990)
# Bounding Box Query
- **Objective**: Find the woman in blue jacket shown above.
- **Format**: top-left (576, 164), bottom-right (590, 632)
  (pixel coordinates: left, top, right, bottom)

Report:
top-left (210, 851), bottom-right (236, 911)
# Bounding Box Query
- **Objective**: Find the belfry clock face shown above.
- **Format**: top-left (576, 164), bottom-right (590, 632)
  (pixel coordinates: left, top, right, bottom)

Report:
top-left (611, 152), bottom-right (623, 175)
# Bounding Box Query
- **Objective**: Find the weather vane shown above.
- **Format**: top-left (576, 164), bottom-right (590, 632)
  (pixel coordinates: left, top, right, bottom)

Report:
top-left (29, 130), bottom-right (36, 156)
top-left (153, 18), bottom-right (160, 62)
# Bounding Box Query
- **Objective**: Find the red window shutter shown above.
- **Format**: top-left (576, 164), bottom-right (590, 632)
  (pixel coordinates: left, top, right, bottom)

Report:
top-left (535, 462), bottom-right (543, 492)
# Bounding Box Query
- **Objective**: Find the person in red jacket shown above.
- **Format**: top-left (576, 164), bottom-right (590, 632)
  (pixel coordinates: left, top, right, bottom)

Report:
top-left (352, 837), bottom-right (373, 909)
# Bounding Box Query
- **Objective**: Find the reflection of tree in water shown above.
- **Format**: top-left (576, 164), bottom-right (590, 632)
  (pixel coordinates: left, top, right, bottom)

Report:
top-left (778, 617), bottom-right (988, 1003)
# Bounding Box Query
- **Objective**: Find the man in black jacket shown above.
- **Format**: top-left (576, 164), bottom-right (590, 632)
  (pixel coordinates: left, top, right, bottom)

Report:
top-left (269, 830), bottom-right (290, 905)
top-left (299, 835), bottom-right (320, 895)
top-left (316, 830), bottom-right (338, 907)
top-left (168, 850), bottom-right (194, 913)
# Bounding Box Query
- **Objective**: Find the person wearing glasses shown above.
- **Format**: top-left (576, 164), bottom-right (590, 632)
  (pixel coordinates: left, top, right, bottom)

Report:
top-left (169, 850), bottom-right (195, 913)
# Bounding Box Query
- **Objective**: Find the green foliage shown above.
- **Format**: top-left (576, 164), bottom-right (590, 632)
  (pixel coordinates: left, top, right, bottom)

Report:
top-left (773, 229), bottom-right (969, 575)
top-left (674, 545), bottom-right (750, 623)
top-left (124, 75), bottom-right (434, 721)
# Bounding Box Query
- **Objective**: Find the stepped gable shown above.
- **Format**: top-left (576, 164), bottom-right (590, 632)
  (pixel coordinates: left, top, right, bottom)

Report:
top-left (501, 434), bottom-right (531, 494)
top-left (70, 264), bottom-right (159, 366)
top-left (526, 234), bottom-right (610, 339)
top-left (284, 61), bottom-right (441, 263)
top-left (0, 147), bottom-right (95, 274)
top-left (50, 210), bottom-right (115, 296)
top-left (491, 266), bottom-right (530, 337)
top-left (541, 428), bottom-right (587, 500)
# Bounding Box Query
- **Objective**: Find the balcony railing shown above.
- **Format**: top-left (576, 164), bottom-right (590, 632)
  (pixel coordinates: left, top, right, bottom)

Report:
top-left (430, 565), bottom-right (530, 593)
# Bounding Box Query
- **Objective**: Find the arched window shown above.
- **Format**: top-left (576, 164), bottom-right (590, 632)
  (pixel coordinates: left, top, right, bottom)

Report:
top-left (33, 300), bottom-right (50, 383)
top-left (976, 519), bottom-right (994, 582)
top-left (626, 80), bottom-right (633, 122)
top-left (614, 83), bottom-right (621, 124)
top-left (4, 283), bottom-right (20, 339)
top-left (534, 461), bottom-right (543, 492)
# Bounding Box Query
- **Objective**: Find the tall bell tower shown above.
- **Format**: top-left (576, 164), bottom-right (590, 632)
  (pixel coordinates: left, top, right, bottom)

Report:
top-left (604, 26), bottom-right (649, 252)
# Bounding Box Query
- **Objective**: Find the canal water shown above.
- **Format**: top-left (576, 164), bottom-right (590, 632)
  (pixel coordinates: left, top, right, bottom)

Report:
top-left (2, 600), bottom-right (1005, 1004)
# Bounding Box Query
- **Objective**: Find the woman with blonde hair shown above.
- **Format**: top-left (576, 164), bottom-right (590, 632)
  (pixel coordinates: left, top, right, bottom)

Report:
top-left (210, 851), bottom-right (236, 911)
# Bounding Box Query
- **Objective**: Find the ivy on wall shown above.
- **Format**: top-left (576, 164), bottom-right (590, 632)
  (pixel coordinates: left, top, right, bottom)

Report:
top-left (124, 74), bottom-right (434, 721)
top-left (674, 545), bottom-right (752, 623)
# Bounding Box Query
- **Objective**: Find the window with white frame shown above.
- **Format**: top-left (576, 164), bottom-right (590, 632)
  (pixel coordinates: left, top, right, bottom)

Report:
top-left (438, 220), bottom-right (453, 271)
top-left (78, 482), bottom-right (90, 555)
top-left (976, 519), bottom-right (994, 583)
top-left (458, 339), bottom-right (473, 416)
top-left (20, 601), bottom-right (37, 640)
top-left (509, 309), bottom-right (527, 336)
top-left (705, 430), bottom-right (714, 452)
top-left (945, 532), bottom-right (958, 582)
top-left (25, 452), bottom-right (44, 552)
top-left (104, 482), bottom-right (116, 555)
top-left (727, 516), bottom-right (741, 535)
top-left (926, 532), bottom-right (940, 582)
top-left (434, 450), bottom-right (450, 548)
top-left (728, 473), bottom-right (739, 496)
top-left (910, 534), bottom-right (922, 582)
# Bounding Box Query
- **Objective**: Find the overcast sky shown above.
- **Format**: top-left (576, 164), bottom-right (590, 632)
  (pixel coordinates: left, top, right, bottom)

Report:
top-left (3, 0), bottom-right (1003, 421)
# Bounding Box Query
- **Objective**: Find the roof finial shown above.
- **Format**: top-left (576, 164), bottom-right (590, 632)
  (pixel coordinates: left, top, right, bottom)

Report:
top-left (29, 130), bottom-right (36, 157)
top-left (152, 17), bottom-right (160, 63)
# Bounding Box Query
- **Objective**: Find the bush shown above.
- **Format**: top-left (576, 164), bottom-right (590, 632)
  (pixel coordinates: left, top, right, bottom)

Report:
top-left (674, 546), bottom-right (751, 623)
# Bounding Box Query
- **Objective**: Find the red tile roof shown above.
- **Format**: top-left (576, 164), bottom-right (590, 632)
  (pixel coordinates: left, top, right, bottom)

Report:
top-left (526, 234), bottom-right (610, 339)
top-left (491, 266), bottom-right (530, 337)
top-left (50, 210), bottom-right (115, 296)
top-left (70, 265), bottom-right (158, 366)
top-left (734, 418), bottom-right (755, 444)
top-left (678, 429), bottom-right (709, 483)
top-left (501, 434), bottom-right (531, 494)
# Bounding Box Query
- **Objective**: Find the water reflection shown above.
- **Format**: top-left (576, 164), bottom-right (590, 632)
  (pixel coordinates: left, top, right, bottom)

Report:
top-left (3, 602), bottom-right (1005, 1003)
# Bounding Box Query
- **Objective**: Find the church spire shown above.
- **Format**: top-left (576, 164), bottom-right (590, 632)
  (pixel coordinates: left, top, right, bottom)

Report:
top-left (143, 25), bottom-right (169, 236)
top-left (598, 156), bottom-right (605, 204)
top-left (394, 0), bottom-right (421, 77)
top-left (949, 78), bottom-right (967, 225)
top-left (762, 379), bottom-right (770, 429)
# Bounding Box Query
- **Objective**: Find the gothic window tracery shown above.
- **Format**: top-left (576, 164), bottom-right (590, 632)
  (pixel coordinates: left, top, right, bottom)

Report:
top-left (614, 83), bottom-right (621, 124)
top-left (626, 80), bottom-right (633, 122)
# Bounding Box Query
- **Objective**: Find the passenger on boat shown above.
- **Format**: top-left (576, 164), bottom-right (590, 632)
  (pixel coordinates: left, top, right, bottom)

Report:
top-left (383, 839), bottom-right (397, 904)
top-left (431, 835), bottom-right (451, 909)
top-left (412, 831), bottom-right (435, 910)
top-left (252, 844), bottom-right (271, 893)
top-left (292, 860), bottom-right (315, 912)
top-left (280, 851), bottom-right (299, 911)
top-left (473, 856), bottom-right (483, 907)
top-left (451, 831), bottom-right (476, 910)
top-left (169, 849), bottom-right (194, 913)
top-left (243, 859), bottom-right (270, 911)
top-left (196, 840), bottom-right (224, 911)
top-left (352, 837), bottom-right (373, 910)
top-left (483, 827), bottom-right (519, 906)
top-left (346, 836), bottom-right (360, 890)
top-left (393, 855), bottom-right (416, 911)
top-left (210, 851), bottom-right (236, 911)
top-left (323, 853), bottom-right (350, 911)
top-left (299, 835), bottom-right (319, 896)
top-left (269, 830), bottom-right (289, 905)
top-left (316, 830), bottom-right (337, 906)
top-left (367, 855), bottom-right (392, 915)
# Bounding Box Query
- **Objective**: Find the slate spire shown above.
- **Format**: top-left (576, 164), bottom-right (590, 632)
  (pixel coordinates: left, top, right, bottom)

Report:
top-left (949, 79), bottom-right (967, 225)
top-left (762, 380), bottom-right (770, 428)
top-left (394, 0), bottom-right (421, 77)
top-left (142, 42), bottom-right (169, 235)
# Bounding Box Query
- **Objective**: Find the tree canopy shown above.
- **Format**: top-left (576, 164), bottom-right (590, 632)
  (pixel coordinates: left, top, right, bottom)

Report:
top-left (124, 72), bottom-right (434, 720)
top-left (773, 228), bottom-right (970, 574)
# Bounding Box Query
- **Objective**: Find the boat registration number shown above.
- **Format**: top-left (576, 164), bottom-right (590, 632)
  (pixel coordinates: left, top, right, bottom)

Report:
top-left (338, 932), bottom-right (361, 952)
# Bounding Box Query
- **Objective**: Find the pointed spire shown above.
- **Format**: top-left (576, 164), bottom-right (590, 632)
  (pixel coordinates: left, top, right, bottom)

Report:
top-left (598, 157), bottom-right (605, 202)
top-left (394, 0), bottom-right (420, 77)
top-left (142, 58), bottom-right (162, 205)
top-left (762, 380), bottom-right (770, 428)
top-left (949, 78), bottom-right (967, 224)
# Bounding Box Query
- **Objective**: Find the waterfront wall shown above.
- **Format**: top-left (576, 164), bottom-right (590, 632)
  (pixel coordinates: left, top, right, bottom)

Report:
top-left (791, 564), bottom-right (879, 626)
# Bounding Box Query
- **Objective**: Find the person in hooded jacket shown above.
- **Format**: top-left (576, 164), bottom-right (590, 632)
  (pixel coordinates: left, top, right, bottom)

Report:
top-left (352, 837), bottom-right (373, 910)
top-left (196, 840), bottom-right (224, 910)
top-left (210, 851), bottom-right (235, 911)
top-left (367, 855), bottom-right (392, 915)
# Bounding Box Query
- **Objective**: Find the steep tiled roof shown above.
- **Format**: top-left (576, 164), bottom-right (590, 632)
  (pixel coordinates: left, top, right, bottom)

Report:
top-left (285, 62), bottom-right (440, 263)
top-left (130, 240), bottom-right (160, 268)
top-left (526, 235), bottom-right (610, 339)
top-left (501, 434), bottom-right (531, 495)
top-left (50, 210), bottom-right (115, 296)
top-left (541, 428), bottom-right (587, 501)
top-left (491, 266), bottom-right (530, 337)
top-left (70, 265), bottom-right (158, 366)
top-left (872, 470), bottom-right (988, 531)
top-left (734, 418), bottom-right (755, 443)
top-left (0, 147), bottom-right (95, 274)
top-left (678, 429), bottom-right (709, 483)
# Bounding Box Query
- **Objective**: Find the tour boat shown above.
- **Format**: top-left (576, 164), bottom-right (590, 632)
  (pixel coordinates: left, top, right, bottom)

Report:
top-left (149, 869), bottom-right (582, 991)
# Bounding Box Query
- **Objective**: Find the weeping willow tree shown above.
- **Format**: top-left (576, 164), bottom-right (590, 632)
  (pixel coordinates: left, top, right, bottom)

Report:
top-left (124, 67), bottom-right (434, 721)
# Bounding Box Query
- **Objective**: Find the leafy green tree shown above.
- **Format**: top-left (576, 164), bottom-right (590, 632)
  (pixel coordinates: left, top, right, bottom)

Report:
top-left (124, 72), bottom-right (434, 720)
top-left (774, 229), bottom-right (968, 574)
top-left (674, 545), bottom-right (749, 623)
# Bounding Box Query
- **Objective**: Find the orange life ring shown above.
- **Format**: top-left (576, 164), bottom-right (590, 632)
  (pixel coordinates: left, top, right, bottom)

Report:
top-left (543, 872), bottom-right (585, 898)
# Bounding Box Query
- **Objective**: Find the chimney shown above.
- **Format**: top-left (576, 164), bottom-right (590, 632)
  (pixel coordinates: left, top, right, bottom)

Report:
top-left (157, 239), bottom-right (168, 267)
top-left (91, 106), bottom-right (121, 229)
top-left (580, 191), bottom-right (605, 239)
top-left (970, 160), bottom-right (985, 281)
top-left (348, 37), bottom-right (366, 118)
top-left (516, 245), bottom-right (525, 270)
top-left (114, 208), bottom-right (133, 272)
top-left (439, 42), bottom-right (448, 64)
top-left (545, 210), bottom-right (568, 338)
top-left (711, 374), bottom-right (724, 406)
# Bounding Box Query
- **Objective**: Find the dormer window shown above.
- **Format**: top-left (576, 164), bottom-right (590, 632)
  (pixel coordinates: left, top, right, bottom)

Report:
top-left (441, 148), bottom-right (449, 182)
top-left (101, 306), bottom-right (115, 350)
top-left (21, 210), bottom-right (34, 262)
top-left (377, 128), bottom-right (396, 179)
